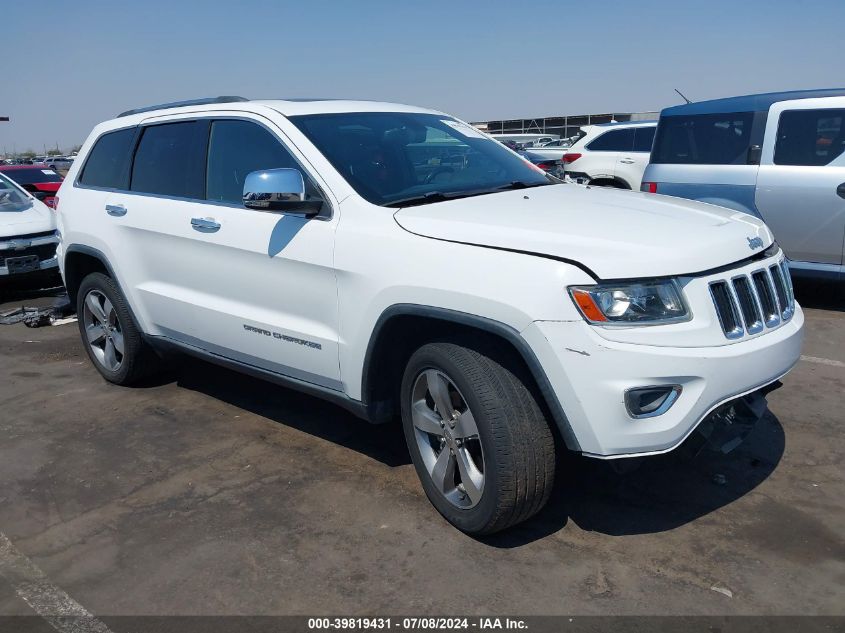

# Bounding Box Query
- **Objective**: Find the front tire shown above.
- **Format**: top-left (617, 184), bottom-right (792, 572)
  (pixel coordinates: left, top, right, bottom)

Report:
top-left (76, 272), bottom-right (158, 385)
top-left (400, 342), bottom-right (556, 535)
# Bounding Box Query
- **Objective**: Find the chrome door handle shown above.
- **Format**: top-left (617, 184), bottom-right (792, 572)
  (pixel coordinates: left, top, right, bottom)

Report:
top-left (620, 159), bottom-right (635, 164)
top-left (191, 217), bottom-right (221, 233)
top-left (105, 204), bottom-right (127, 217)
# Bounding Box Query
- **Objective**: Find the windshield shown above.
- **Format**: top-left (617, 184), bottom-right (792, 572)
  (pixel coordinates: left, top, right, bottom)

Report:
top-left (290, 112), bottom-right (551, 206)
top-left (0, 173), bottom-right (33, 212)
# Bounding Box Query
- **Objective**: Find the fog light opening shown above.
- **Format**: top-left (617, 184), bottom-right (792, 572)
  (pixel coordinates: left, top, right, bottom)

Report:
top-left (625, 385), bottom-right (682, 419)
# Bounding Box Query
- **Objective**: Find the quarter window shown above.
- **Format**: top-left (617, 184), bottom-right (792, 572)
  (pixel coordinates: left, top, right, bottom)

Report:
top-left (774, 109), bottom-right (845, 166)
top-left (205, 120), bottom-right (316, 205)
top-left (130, 122), bottom-right (207, 198)
top-left (586, 128), bottom-right (634, 152)
top-left (79, 128), bottom-right (136, 189)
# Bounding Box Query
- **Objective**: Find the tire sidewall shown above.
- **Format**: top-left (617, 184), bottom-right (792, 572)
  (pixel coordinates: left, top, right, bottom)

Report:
top-left (400, 344), bottom-right (504, 534)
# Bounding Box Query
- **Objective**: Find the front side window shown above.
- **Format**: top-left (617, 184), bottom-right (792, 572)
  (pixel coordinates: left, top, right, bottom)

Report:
top-left (586, 128), bottom-right (634, 152)
top-left (79, 127), bottom-right (136, 189)
top-left (651, 112), bottom-right (755, 165)
top-left (0, 173), bottom-right (32, 212)
top-left (290, 112), bottom-right (550, 207)
top-left (131, 121), bottom-right (206, 198)
top-left (633, 126), bottom-right (656, 152)
top-left (774, 108), bottom-right (845, 166)
top-left (206, 120), bottom-right (320, 205)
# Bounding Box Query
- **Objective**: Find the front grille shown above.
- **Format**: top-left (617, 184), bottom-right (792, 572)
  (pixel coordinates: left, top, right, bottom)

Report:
top-left (0, 243), bottom-right (58, 267)
top-left (0, 230), bottom-right (55, 242)
top-left (710, 261), bottom-right (794, 339)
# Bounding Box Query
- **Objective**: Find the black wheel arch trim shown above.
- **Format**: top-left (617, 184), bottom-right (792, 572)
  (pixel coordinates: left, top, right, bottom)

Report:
top-left (63, 243), bottom-right (144, 332)
top-left (361, 303), bottom-right (581, 451)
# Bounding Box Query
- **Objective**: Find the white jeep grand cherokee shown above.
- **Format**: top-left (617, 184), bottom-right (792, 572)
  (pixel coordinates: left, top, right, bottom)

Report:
top-left (57, 97), bottom-right (804, 534)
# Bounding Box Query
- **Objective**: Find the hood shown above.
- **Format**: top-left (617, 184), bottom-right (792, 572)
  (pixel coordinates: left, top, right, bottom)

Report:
top-left (0, 198), bottom-right (56, 238)
top-left (393, 185), bottom-right (773, 280)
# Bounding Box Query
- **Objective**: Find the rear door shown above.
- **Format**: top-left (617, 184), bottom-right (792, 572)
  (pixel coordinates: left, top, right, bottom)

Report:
top-left (617, 125), bottom-right (656, 189)
top-left (756, 98), bottom-right (845, 267)
top-left (583, 127), bottom-right (633, 184)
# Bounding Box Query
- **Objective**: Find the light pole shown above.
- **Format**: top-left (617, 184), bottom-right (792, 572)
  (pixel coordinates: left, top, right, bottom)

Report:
top-left (1, 117), bottom-right (8, 159)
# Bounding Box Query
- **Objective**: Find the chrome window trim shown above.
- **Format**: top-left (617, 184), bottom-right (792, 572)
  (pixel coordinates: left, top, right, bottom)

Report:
top-left (73, 114), bottom-right (337, 221)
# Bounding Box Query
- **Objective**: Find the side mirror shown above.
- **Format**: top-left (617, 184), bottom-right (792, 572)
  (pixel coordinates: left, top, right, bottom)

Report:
top-left (243, 168), bottom-right (322, 216)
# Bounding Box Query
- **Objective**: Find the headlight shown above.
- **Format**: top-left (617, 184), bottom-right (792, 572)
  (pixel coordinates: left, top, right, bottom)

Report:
top-left (569, 280), bottom-right (690, 325)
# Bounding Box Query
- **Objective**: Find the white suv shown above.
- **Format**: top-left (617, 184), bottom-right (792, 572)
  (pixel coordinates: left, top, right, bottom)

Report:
top-left (57, 97), bottom-right (803, 534)
top-left (564, 120), bottom-right (657, 190)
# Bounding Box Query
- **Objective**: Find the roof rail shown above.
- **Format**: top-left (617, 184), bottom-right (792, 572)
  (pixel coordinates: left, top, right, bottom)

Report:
top-left (117, 96), bottom-right (249, 118)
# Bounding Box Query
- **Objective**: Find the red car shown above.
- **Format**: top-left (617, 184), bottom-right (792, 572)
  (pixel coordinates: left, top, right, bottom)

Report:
top-left (0, 164), bottom-right (63, 208)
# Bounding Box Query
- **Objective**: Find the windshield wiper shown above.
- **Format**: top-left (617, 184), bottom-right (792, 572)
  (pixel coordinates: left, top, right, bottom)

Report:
top-left (386, 181), bottom-right (551, 208)
top-left (386, 191), bottom-right (484, 208)
top-left (496, 180), bottom-right (551, 191)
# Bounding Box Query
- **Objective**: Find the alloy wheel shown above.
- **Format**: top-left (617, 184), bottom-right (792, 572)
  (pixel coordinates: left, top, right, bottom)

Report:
top-left (82, 289), bottom-right (124, 372)
top-left (410, 369), bottom-right (485, 508)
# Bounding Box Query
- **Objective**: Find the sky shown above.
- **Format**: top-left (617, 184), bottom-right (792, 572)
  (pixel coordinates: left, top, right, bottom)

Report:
top-left (2, 0), bottom-right (843, 153)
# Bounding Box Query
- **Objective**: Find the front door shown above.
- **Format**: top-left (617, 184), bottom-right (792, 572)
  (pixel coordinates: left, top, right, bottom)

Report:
top-left (110, 114), bottom-right (342, 389)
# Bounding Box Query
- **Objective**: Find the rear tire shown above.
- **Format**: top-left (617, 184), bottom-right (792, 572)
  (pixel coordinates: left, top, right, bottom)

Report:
top-left (400, 341), bottom-right (556, 535)
top-left (76, 272), bottom-right (159, 385)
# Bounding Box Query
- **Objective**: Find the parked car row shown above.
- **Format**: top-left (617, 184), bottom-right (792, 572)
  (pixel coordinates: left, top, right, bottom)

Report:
top-left (2, 155), bottom-right (76, 170)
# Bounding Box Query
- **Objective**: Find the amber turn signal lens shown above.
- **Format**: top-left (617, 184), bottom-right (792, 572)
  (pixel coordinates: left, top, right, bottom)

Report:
top-left (570, 289), bottom-right (608, 322)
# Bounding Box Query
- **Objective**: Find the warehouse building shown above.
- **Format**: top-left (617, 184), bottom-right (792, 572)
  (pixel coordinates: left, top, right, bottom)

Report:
top-left (472, 110), bottom-right (659, 140)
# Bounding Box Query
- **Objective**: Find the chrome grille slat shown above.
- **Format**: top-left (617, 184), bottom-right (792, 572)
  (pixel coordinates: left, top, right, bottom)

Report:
top-left (709, 281), bottom-right (743, 339)
top-left (752, 269), bottom-right (780, 328)
top-left (710, 259), bottom-right (795, 340)
top-left (731, 275), bottom-right (764, 334)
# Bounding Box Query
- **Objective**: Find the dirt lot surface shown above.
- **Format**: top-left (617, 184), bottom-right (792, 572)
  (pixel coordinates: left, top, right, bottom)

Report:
top-left (0, 283), bottom-right (842, 618)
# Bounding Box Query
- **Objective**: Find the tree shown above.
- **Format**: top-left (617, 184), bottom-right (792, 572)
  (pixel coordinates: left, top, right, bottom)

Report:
top-left (46, 149), bottom-right (62, 156)
top-left (20, 150), bottom-right (36, 159)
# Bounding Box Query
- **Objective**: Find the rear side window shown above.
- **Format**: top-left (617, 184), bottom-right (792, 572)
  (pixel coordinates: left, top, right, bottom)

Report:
top-left (651, 112), bottom-right (755, 165)
top-left (131, 121), bottom-right (207, 199)
top-left (633, 126), bottom-right (656, 152)
top-left (79, 128), bottom-right (136, 189)
top-left (206, 120), bottom-right (302, 204)
top-left (774, 109), bottom-right (845, 166)
top-left (586, 128), bottom-right (634, 151)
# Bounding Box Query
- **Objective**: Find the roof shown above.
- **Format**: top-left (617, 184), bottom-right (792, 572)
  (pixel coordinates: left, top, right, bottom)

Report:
top-left (662, 88), bottom-right (845, 117)
top-left (116, 96), bottom-right (443, 120)
top-left (592, 120), bottom-right (657, 128)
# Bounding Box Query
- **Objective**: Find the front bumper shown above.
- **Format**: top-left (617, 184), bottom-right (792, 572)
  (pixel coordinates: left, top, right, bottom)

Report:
top-left (522, 305), bottom-right (804, 458)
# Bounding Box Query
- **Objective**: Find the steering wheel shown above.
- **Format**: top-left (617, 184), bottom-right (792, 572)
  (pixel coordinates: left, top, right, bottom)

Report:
top-left (424, 166), bottom-right (455, 184)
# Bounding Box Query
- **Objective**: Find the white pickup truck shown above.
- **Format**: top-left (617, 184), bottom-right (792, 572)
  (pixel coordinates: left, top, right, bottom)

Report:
top-left (56, 97), bottom-right (803, 534)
